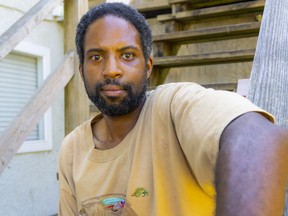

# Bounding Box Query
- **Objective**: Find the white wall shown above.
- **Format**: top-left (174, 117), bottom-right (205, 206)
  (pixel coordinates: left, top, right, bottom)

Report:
top-left (0, 0), bottom-right (64, 215)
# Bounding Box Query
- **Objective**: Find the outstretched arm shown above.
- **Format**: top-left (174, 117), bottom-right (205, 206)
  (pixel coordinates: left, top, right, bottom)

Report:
top-left (215, 112), bottom-right (288, 216)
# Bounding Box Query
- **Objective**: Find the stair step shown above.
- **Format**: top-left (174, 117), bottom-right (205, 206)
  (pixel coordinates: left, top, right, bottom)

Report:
top-left (202, 82), bottom-right (237, 91)
top-left (169, 0), bottom-right (254, 9)
top-left (153, 22), bottom-right (260, 44)
top-left (153, 49), bottom-right (255, 68)
top-left (158, 0), bottom-right (264, 22)
top-left (130, 1), bottom-right (170, 12)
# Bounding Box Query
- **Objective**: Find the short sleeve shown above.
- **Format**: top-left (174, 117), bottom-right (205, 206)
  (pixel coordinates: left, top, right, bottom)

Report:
top-left (58, 134), bottom-right (79, 216)
top-left (169, 83), bottom-right (274, 190)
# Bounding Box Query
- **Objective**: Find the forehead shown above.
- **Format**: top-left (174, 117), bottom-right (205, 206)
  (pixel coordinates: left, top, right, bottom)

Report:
top-left (84, 15), bottom-right (141, 50)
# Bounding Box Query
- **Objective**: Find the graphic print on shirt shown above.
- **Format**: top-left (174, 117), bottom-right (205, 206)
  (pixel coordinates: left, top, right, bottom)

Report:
top-left (131, 187), bottom-right (149, 197)
top-left (79, 193), bottom-right (138, 216)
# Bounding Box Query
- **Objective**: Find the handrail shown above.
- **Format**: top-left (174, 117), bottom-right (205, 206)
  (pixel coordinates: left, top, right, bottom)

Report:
top-left (0, 51), bottom-right (75, 173)
top-left (0, 0), bottom-right (60, 61)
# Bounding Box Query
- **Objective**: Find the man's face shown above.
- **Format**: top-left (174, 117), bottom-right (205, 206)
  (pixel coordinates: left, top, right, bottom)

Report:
top-left (81, 15), bottom-right (152, 116)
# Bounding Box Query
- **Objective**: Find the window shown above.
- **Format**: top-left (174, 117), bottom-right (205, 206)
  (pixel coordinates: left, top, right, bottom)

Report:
top-left (0, 42), bottom-right (52, 153)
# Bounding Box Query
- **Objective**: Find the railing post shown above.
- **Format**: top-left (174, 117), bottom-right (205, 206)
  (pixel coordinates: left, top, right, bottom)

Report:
top-left (64, 0), bottom-right (90, 135)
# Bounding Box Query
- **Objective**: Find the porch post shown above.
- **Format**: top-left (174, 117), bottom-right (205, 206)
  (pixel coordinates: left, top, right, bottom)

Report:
top-left (64, 0), bottom-right (90, 135)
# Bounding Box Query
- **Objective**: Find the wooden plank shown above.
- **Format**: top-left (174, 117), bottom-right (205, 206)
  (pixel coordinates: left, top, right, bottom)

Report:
top-left (130, 1), bottom-right (170, 12)
top-left (0, 52), bottom-right (75, 173)
top-left (64, 0), bottom-right (90, 135)
top-left (169, 0), bottom-right (189, 3)
top-left (153, 22), bottom-right (260, 43)
top-left (153, 49), bottom-right (255, 68)
top-left (89, 0), bottom-right (105, 9)
top-left (175, 0), bottom-right (253, 9)
top-left (202, 83), bottom-right (237, 90)
top-left (0, 0), bottom-right (60, 61)
top-left (183, 0), bottom-right (251, 3)
top-left (248, 0), bottom-right (288, 126)
top-left (158, 0), bottom-right (264, 22)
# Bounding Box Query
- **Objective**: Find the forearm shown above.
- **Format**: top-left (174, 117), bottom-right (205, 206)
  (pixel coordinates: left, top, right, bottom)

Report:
top-left (215, 112), bottom-right (288, 216)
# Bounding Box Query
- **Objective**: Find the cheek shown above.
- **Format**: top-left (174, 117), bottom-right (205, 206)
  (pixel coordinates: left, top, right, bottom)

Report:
top-left (83, 65), bottom-right (101, 81)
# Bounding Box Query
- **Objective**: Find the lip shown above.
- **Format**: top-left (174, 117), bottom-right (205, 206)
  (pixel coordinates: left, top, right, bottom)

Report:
top-left (101, 85), bottom-right (126, 97)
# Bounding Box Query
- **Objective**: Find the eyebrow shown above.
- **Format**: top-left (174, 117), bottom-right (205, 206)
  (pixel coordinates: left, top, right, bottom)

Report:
top-left (117, 45), bottom-right (139, 52)
top-left (85, 46), bottom-right (140, 55)
top-left (85, 48), bottom-right (104, 55)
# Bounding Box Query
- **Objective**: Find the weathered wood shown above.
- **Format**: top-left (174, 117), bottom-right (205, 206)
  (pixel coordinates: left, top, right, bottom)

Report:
top-left (248, 1), bottom-right (288, 126)
top-left (0, 0), bottom-right (60, 61)
top-left (247, 0), bottom-right (288, 213)
top-left (154, 49), bottom-right (255, 68)
top-left (202, 82), bottom-right (237, 91)
top-left (173, 0), bottom-right (253, 9)
top-left (169, 0), bottom-right (189, 3)
top-left (158, 0), bottom-right (264, 22)
top-left (149, 67), bottom-right (170, 87)
top-left (172, 2), bottom-right (189, 13)
top-left (64, 0), bottom-right (90, 135)
top-left (153, 42), bottom-right (172, 57)
top-left (130, 1), bottom-right (170, 12)
top-left (153, 22), bottom-right (260, 43)
top-left (89, 0), bottom-right (105, 9)
top-left (150, 5), bottom-right (181, 87)
top-left (0, 52), bottom-right (75, 173)
top-left (164, 20), bottom-right (182, 33)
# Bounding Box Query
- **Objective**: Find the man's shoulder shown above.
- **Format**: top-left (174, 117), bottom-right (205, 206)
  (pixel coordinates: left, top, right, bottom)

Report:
top-left (147, 82), bottom-right (206, 102)
top-left (149, 82), bottom-right (203, 95)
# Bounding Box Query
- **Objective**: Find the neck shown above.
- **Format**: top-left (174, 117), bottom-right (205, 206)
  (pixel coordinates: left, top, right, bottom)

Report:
top-left (92, 99), bottom-right (145, 150)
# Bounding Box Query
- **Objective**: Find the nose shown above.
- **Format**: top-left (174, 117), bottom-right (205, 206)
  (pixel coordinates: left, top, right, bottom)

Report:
top-left (103, 55), bottom-right (122, 79)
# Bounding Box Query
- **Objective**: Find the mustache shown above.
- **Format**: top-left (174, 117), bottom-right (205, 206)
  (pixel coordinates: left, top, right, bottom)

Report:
top-left (95, 79), bottom-right (129, 91)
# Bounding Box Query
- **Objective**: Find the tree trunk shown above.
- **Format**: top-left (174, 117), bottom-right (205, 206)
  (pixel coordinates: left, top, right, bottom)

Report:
top-left (248, 0), bottom-right (288, 214)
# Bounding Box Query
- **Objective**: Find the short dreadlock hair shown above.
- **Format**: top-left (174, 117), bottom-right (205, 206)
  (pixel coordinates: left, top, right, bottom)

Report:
top-left (75, 2), bottom-right (152, 66)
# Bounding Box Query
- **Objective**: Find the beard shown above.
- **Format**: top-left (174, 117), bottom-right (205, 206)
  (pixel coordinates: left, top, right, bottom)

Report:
top-left (84, 76), bottom-right (148, 117)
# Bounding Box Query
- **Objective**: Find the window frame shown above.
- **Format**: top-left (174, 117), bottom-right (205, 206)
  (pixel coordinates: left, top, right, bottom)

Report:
top-left (9, 41), bottom-right (53, 153)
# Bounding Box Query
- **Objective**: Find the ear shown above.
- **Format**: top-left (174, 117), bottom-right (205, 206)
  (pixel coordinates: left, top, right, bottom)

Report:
top-left (146, 55), bottom-right (153, 79)
top-left (79, 64), bottom-right (84, 81)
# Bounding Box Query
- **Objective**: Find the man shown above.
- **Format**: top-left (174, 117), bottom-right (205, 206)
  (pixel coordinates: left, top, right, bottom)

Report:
top-left (58, 2), bottom-right (288, 216)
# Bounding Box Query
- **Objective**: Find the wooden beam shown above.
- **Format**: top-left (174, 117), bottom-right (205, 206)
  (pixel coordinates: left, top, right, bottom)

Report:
top-left (89, 0), bottom-right (105, 9)
top-left (0, 52), bottom-right (75, 173)
top-left (181, 0), bottom-right (252, 9)
top-left (248, 0), bottom-right (288, 127)
top-left (130, 1), bottom-right (170, 12)
top-left (153, 22), bottom-right (260, 44)
top-left (158, 0), bottom-right (265, 22)
top-left (149, 67), bottom-right (170, 87)
top-left (0, 0), bottom-right (60, 60)
top-left (171, 2), bottom-right (190, 13)
top-left (64, 0), bottom-right (90, 135)
top-left (153, 49), bottom-right (255, 68)
top-left (169, 0), bottom-right (189, 3)
top-left (202, 83), bottom-right (237, 91)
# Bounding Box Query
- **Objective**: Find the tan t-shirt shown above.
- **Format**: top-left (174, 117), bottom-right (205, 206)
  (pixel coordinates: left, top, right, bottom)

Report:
top-left (58, 82), bottom-right (273, 216)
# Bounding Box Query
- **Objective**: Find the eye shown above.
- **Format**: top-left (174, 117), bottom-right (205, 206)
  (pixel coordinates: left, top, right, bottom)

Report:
top-left (122, 52), bottom-right (135, 60)
top-left (90, 54), bottom-right (102, 61)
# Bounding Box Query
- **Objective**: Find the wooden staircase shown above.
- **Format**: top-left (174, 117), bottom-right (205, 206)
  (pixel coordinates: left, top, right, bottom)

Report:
top-left (131, 0), bottom-right (265, 90)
